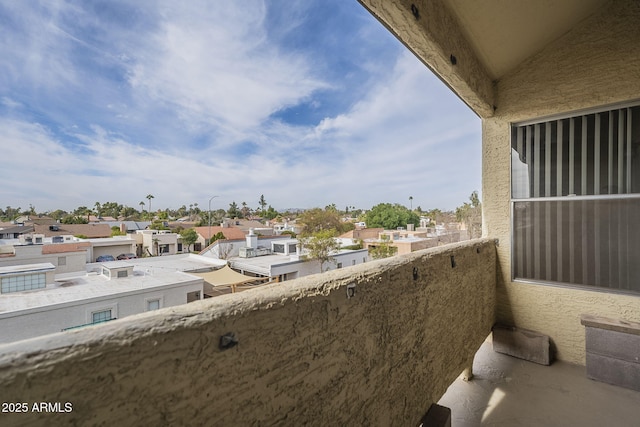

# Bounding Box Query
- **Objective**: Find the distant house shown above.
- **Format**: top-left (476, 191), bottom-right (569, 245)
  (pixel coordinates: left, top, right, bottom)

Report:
top-left (219, 218), bottom-right (278, 236)
top-left (101, 221), bottom-right (151, 234)
top-left (0, 251), bottom-right (227, 345)
top-left (202, 230), bottom-right (369, 282)
top-left (194, 225), bottom-right (247, 252)
top-left (0, 224), bottom-right (34, 240)
top-left (34, 223), bottom-right (112, 239)
top-left (0, 241), bottom-right (90, 274)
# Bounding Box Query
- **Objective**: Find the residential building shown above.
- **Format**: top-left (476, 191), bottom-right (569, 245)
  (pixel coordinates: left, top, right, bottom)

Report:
top-left (0, 224), bottom-right (33, 239)
top-left (101, 221), bottom-right (151, 233)
top-left (0, 253), bottom-right (226, 345)
top-left (83, 236), bottom-right (138, 262)
top-left (362, 229), bottom-right (438, 256)
top-left (194, 225), bottom-right (247, 252)
top-left (0, 241), bottom-right (89, 274)
top-left (131, 229), bottom-right (189, 257)
top-left (202, 229), bottom-right (369, 281)
top-left (34, 223), bottom-right (112, 239)
top-left (2, 2), bottom-right (640, 425)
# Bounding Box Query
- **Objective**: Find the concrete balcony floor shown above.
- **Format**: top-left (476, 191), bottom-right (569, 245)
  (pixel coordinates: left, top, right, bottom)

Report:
top-left (438, 337), bottom-right (640, 427)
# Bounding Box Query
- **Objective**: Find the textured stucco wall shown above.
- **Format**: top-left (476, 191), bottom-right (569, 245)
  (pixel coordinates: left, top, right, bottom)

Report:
top-left (359, 0), bottom-right (640, 365)
top-left (0, 239), bottom-right (495, 426)
top-left (358, 0), bottom-right (494, 117)
top-left (485, 0), bottom-right (640, 364)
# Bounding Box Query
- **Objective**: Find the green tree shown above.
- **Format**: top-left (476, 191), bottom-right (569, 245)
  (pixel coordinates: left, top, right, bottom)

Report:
top-left (146, 194), bottom-right (155, 219)
top-left (62, 215), bottom-right (88, 224)
top-left (227, 201), bottom-right (241, 218)
top-left (241, 202), bottom-right (251, 219)
top-left (369, 235), bottom-right (398, 259)
top-left (258, 194), bottom-right (267, 215)
top-left (49, 209), bottom-right (68, 221)
top-left (264, 205), bottom-right (279, 220)
top-left (300, 229), bottom-right (341, 272)
top-left (298, 207), bottom-right (345, 237)
top-left (150, 219), bottom-right (169, 230)
top-left (111, 226), bottom-right (125, 237)
top-left (207, 231), bottom-right (226, 246)
top-left (456, 190), bottom-right (482, 239)
top-left (73, 206), bottom-right (92, 222)
top-left (180, 228), bottom-right (198, 252)
top-left (364, 203), bottom-right (420, 230)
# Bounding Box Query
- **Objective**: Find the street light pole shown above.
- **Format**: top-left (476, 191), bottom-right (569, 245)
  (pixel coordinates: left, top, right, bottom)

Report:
top-left (208, 195), bottom-right (219, 246)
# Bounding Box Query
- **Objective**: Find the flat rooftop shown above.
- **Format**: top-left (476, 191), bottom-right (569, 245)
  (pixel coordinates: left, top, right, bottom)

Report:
top-left (86, 253), bottom-right (226, 274)
top-left (438, 337), bottom-right (640, 426)
top-left (0, 254), bottom-right (224, 316)
top-left (0, 269), bottom-right (201, 316)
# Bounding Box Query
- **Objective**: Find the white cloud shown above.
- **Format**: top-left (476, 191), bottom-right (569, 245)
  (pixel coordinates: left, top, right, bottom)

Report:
top-left (124, 1), bottom-right (328, 142)
top-left (0, 2), bottom-right (481, 214)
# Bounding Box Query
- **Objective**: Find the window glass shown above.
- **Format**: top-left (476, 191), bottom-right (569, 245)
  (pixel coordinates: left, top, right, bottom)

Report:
top-left (1, 273), bottom-right (46, 293)
top-left (512, 107), bottom-right (640, 198)
top-left (511, 104), bottom-right (640, 294)
top-left (92, 310), bottom-right (112, 323)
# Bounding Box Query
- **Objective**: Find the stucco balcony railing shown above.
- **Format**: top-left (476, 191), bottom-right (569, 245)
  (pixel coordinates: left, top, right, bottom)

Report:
top-left (0, 238), bottom-right (496, 426)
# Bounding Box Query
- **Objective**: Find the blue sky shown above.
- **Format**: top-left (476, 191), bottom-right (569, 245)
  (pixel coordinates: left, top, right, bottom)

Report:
top-left (0, 0), bottom-right (481, 214)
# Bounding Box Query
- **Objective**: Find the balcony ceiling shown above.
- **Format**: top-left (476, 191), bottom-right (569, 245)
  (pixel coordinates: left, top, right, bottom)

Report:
top-left (444, 0), bottom-right (609, 80)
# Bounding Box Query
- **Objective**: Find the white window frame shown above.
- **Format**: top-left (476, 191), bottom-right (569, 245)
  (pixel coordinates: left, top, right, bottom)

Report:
top-left (87, 304), bottom-right (118, 324)
top-left (91, 309), bottom-right (113, 324)
top-left (145, 296), bottom-right (163, 311)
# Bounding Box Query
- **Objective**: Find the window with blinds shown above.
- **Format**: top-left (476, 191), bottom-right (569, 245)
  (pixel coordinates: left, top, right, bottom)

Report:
top-left (511, 105), bottom-right (640, 294)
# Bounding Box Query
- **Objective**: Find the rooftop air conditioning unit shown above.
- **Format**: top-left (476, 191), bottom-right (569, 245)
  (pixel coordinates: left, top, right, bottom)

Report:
top-left (239, 247), bottom-right (256, 258)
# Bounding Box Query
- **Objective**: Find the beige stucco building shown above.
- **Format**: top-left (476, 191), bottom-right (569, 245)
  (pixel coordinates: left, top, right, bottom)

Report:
top-left (358, 0), bottom-right (640, 364)
top-left (1, 2), bottom-right (639, 425)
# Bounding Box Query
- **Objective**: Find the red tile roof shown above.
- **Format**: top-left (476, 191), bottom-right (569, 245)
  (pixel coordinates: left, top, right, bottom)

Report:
top-left (42, 242), bottom-right (91, 254)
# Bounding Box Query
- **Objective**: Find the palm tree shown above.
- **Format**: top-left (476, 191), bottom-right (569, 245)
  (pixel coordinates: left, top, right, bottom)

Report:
top-left (258, 195), bottom-right (267, 216)
top-left (139, 201), bottom-right (145, 217)
top-left (409, 196), bottom-right (413, 211)
top-left (146, 194), bottom-right (154, 219)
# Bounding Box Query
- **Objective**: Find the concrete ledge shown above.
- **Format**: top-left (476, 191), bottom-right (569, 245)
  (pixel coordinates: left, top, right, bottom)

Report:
top-left (0, 239), bottom-right (497, 426)
top-left (492, 324), bottom-right (551, 365)
top-left (581, 314), bottom-right (640, 336)
top-left (582, 314), bottom-right (640, 391)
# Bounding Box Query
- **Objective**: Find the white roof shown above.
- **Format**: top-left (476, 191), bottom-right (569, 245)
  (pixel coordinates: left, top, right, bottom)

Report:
top-left (0, 269), bottom-right (200, 315)
top-left (87, 253), bottom-right (226, 274)
top-left (0, 263), bottom-right (55, 275)
top-left (0, 254), bottom-right (224, 316)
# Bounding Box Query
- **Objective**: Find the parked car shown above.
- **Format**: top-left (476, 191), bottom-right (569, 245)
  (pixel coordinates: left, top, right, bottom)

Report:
top-left (116, 253), bottom-right (137, 260)
top-left (96, 255), bottom-right (115, 262)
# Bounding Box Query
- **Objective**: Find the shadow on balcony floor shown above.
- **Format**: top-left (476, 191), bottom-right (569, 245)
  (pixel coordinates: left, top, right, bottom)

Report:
top-left (438, 337), bottom-right (640, 427)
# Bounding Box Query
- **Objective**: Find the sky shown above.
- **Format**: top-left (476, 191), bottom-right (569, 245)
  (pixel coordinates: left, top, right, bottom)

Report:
top-left (0, 0), bottom-right (481, 214)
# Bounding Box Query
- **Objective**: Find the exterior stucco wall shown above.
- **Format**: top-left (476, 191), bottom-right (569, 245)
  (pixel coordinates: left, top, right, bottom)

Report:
top-left (0, 239), bottom-right (495, 426)
top-left (358, 0), bottom-right (494, 116)
top-left (0, 246), bottom-right (86, 275)
top-left (484, 0), bottom-right (640, 364)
